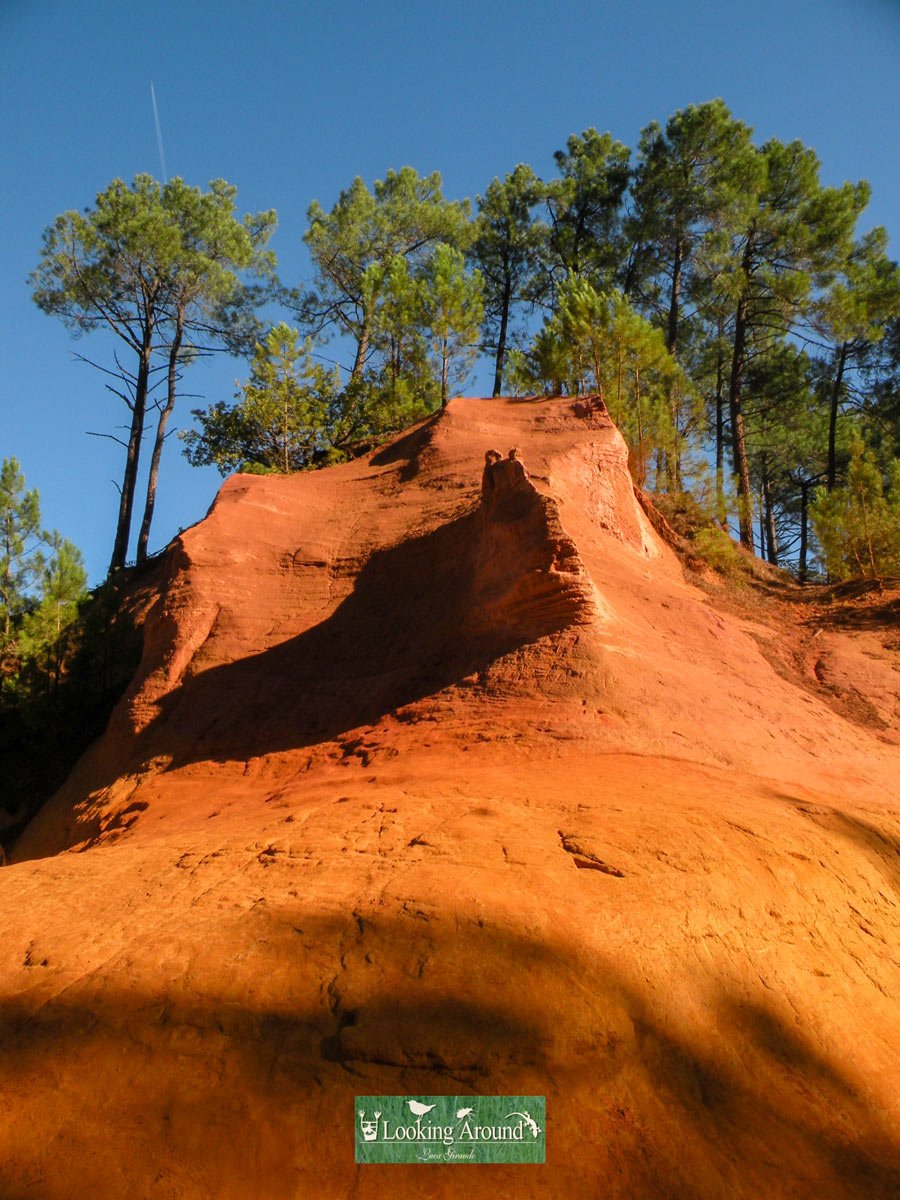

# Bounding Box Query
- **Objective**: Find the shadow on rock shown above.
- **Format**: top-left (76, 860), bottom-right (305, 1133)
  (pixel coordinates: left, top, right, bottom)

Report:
top-left (0, 909), bottom-right (897, 1199)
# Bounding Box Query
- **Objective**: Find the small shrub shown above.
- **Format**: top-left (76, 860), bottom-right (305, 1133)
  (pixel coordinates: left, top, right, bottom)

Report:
top-left (690, 526), bottom-right (744, 577)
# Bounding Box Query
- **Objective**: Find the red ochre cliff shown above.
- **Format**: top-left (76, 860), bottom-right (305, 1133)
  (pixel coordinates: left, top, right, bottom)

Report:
top-left (2, 396), bottom-right (898, 1198)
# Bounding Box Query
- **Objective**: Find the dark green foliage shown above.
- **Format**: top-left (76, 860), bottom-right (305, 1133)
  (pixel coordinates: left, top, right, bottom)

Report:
top-left (863, 317), bottom-right (900, 467)
top-left (1, 458), bottom-right (88, 679)
top-left (422, 244), bottom-right (484, 404)
top-left (628, 100), bottom-right (757, 338)
top-left (180, 304), bottom-right (470, 474)
top-left (711, 139), bottom-right (870, 548)
top-left (0, 577), bottom-right (142, 847)
top-left (1, 458), bottom-right (44, 647)
top-left (301, 168), bottom-right (472, 380)
top-left (545, 129), bottom-right (631, 291)
top-left (329, 372), bottom-right (440, 452)
top-left (0, 462), bottom-right (138, 849)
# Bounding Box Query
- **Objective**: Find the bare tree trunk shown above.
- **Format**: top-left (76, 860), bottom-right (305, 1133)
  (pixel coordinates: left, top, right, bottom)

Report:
top-left (351, 314), bottom-right (370, 381)
top-left (666, 239), bottom-right (683, 356)
top-left (858, 485), bottom-right (878, 577)
top-left (492, 276), bottom-right (512, 397)
top-left (634, 367), bottom-right (646, 488)
top-left (826, 341), bottom-right (848, 491)
top-left (728, 289), bottom-right (754, 551)
top-left (622, 242), bottom-right (640, 299)
top-left (798, 479), bottom-right (809, 582)
top-left (110, 328), bottom-right (153, 574)
top-left (664, 239), bottom-right (685, 492)
top-left (441, 340), bottom-right (450, 407)
top-left (714, 346), bottom-right (726, 527)
top-left (137, 307), bottom-right (184, 564)
top-left (762, 462), bottom-right (778, 565)
top-left (283, 391), bottom-right (290, 474)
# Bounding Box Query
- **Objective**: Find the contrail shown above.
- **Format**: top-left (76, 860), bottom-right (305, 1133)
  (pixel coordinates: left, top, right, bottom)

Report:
top-left (150, 82), bottom-right (168, 182)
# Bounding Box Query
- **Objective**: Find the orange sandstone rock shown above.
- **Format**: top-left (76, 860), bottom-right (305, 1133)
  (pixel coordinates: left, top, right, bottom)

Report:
top-left (1, 397), bottom-right (898, 1198)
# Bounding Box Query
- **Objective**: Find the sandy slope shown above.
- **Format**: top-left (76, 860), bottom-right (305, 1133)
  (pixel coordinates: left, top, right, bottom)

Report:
top-left (2, 397), bottom-right (898, 1198)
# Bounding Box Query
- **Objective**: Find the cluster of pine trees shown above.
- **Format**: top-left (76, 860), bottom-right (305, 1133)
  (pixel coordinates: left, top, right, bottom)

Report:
top-left (474, 106), bottom-right (900, 581)
top-left (4, 99), bottom-right (897, 831)
top-left (26, 100), bottom-right (900, 589)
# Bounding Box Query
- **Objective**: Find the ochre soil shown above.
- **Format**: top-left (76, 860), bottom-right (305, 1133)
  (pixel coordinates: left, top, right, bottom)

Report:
top-left (2, 397), bottom-right (898, 1199)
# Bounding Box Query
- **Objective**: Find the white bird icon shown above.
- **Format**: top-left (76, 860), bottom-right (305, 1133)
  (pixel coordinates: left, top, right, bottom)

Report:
top-left (407, 1100), bottom-right (436, 1118)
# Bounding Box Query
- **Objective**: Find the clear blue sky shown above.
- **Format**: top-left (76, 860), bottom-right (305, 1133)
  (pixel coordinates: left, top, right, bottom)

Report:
top-left (2, 0), bottom-right (898, 583)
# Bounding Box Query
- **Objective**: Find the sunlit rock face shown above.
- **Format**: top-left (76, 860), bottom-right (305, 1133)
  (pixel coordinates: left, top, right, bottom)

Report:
top-left (3, 397), bottom-right (899, 1199)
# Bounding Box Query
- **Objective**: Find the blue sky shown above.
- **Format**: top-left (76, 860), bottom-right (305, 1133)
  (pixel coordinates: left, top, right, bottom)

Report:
top-left (1, 0), bottom-right (898, 582)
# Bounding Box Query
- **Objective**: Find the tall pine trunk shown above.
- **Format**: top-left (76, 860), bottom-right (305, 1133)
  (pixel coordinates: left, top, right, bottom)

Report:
top-left (826, 341), bottom-right (848, 491)
top-left (441, 339), bottom-right (450, 407)
top-left (666, 239), bottom-right (683, 356)
top-left (714, 346), bottom-right (726, 527)
top-left (109, 328), bottom-right (153, 574)
top-left (798, 479), bottom-right (810, 583)
top-left (283, 390), bottom-right (290, 474)
top-left (663, 241), bottom-right (684, 493)
top-left (636, 369), bottom-right (649, 489)
top-left (621, 240), bottom-right (642, 301)
top-left (137, 305), bottom-right (185, 564)
top-left (351, 314), bottom-right (370, 381)
top-left (761, 461), bottom-right (778, 565)
top-left (728, 287), bottom-right (754, 551)
top-left (492, 275), bottom-right (512, 397)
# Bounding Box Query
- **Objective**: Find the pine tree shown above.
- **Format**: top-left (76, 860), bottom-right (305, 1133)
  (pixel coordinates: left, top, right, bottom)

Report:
top-left (509, 277), bottom-right (686, 485)
top-left (31, 176), bottom-right (276, 570)
top-left (470, 165), bottom-right (548, 395)
top-left (1, 459), bottom-right (44, 648)
top-left (715, 139), bottom-right (868, 549)
top-left (628, 100), bottom-right (757, 353)
top-left (545, 130), bottom-right (631, 293)
top-left (301, 168), bottom-right (471, 382)
top-left (18, 535), bottom-right (88, 693)
top-left (181, 325), bottom-right (339, 475)
top-left (811, 433), bottom-right (900, 579)
top-left (810, 227), bottom-right (900, 491)
top-left (0, 461), bottom-right (87, 695)
top-left (421, 245), bottom-right (484, 405)
top-left (743, 343), bottom-right (823, 567)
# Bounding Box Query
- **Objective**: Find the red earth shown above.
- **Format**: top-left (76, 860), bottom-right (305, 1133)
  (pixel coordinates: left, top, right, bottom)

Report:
top-left (2, 396), bottom-right (898, 1198)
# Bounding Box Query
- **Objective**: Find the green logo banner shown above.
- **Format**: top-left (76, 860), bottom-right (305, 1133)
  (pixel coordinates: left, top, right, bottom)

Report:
top-left (355, 1095), bottom-right (545, 1164)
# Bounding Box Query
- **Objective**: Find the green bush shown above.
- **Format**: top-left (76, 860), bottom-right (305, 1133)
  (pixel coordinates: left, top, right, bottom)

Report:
top-left (811, 436), bottom-right (900, 580)
top-left (690, 525), bottom-right (744, 577)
